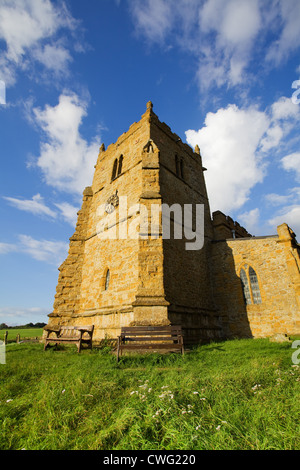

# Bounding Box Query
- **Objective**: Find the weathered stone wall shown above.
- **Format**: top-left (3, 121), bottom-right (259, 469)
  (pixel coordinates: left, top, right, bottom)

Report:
top-left (211, 224), bottom-right (300, 338)
top-left (149, 112), bottom-right (223, 343)
top-left (47, 186), bottom-right (93, 325)
top-left (45, 102), bottom-right (300, 345)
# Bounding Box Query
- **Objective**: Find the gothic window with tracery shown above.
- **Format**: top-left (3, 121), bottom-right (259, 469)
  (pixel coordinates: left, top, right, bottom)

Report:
top-left (240, 264), bottom-right (262, 305)
top-left (112, 155), bottom-right (123, 180)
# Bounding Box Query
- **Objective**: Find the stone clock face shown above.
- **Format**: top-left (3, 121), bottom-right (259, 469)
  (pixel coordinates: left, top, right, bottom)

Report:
top-left (105, 202), bottom-right (115, 214)
top-left (105, 191), bottom-right (119, 214)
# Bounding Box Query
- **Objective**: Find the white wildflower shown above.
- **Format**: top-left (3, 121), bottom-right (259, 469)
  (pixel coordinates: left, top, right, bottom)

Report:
top-left (251, 384), bottom-right (261, 391)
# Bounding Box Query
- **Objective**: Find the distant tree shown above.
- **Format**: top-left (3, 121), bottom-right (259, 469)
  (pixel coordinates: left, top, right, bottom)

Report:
top-left (0, 323), bottom-right (8, 330)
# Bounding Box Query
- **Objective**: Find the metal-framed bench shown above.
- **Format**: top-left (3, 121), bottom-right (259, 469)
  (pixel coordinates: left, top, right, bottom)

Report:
top-left (116, 325), bottom-right (184, 362)
top-left (43, 325), bottom-right (94, 353)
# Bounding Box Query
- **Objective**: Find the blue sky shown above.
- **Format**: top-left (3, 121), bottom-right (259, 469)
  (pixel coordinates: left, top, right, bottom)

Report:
top-left (0, 0), bottom-right (299, 326)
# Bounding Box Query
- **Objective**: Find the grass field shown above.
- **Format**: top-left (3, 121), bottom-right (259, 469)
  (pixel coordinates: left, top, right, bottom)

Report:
top-left (0, 337), bottom-right (299, 450)
top-left (1, 328), bottom-right (44, 342)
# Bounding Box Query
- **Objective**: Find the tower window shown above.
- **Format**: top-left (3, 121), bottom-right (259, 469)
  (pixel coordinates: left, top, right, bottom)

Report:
top-left (104, 269), bottom-right (110, 291)
top-left (240, 264), bottom-right (262, 305)
top-left (112, 159), bottom-right (118, 180)
top-left (175, 155), bottom-right (184, 179)
top-left (112, 155), bottom-right (123, 181)
top-left (180, 159), bottom-right (184, 179)
top-left (118, 155), bottom-right (123, 176)
top-left (175, 155), bottom-right (180, 176)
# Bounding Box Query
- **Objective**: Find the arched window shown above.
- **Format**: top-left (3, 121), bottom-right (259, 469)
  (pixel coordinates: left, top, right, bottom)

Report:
top-left (118, 155), bottom-right (123, 176)
top-left (104, 269), bottom-right (110, 291)
top-left (175, 155), bottom-right (180, 176)
top-left (180, 159), bottom-right (184, 180)
top-left (249, 267), bottom-right (262, 304)
top-left (112, 156), bottom-right (123, 180)
top-left (240, 267), bottom-right (251, 305)
top-left (175, 155), bottom-right (184, 180)
top-left (240, 264), bottom-right (262, 305)
top-left (112, 159), bottom-right (118, 180)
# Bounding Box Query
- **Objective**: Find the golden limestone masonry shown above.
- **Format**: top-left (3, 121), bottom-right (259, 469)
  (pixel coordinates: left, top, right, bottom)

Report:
top-left (44, 102), bottom-right (300, 344)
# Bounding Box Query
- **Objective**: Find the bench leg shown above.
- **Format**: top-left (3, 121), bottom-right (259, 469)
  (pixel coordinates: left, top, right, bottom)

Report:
top-left (178, 336), bottom-right (184, 356)
top-left (116, 338), bottom-right (120, 362)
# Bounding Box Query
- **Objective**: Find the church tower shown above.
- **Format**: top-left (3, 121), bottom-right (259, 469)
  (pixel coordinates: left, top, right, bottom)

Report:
top-left (46, 102), bottom-right (224, 344)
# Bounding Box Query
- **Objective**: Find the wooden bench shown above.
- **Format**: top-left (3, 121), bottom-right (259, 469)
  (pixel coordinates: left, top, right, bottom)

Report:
top-left (44, 325), bottom-right (94, 353)
top-left (116, 325), bottom-right (184, 362)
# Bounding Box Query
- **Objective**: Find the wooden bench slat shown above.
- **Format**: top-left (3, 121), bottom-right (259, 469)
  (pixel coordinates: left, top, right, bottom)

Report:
top-left (117, 325), bottom-right (184, 362)
top-left (122, 336), bottom-right (182, 342)
top-left (121, 327), bottom-right (181, 331)
top-left (44, 325), bottom-right (94, 353)
top-left (119, 343), bottom-right (182, 348)
top-left (121, 331), bottom-right (181, 338)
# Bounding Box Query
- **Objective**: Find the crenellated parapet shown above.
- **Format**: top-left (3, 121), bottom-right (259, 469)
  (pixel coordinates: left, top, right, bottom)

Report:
top-left (212, 210), bottom-right (252, 240)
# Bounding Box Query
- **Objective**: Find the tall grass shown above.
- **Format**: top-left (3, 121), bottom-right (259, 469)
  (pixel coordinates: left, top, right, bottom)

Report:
top-left (0, 338), bottom-right (299, 450)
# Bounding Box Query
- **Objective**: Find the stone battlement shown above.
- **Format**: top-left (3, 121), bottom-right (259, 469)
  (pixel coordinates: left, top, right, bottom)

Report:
top-left (212, 210), bottom-right (252, 240)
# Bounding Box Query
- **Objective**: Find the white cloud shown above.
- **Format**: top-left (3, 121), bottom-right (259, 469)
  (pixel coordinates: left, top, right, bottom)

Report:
top-left (0, 306), bottom-right (49, 326)
top-left (260, 125), bottom-right (283, 152)
top-left (0, 242), bottom-right (17, 255)
top-left (129, 0), bottom-right (173, 44)
top-left (3, 192), bottom-right (79, 226)
top-left (237, 208), bottom-right (260, 235)
top-left (55, 202), bottom-right (79, 227)
top-left (0, 0), bottom-right (78, 84)
top-left (185, 93), bottom-right (300, 215)
top-left (32, 92), bottom-right (100, 194)
top-left (266, 0), bottom-right (300, 64)
top-left (128, 0), bottom-right (300, 91)
top-left (3, 193), bottom-right (57, 219)
top-left (199, 0), bottom-right (261, 86)
top-left (18, 235), bottom-right (68, 266)
top-left (281, 153), bottom-right (300, 182)
top-left (0, 234), bottom-right (68, 266)
top-left (265, 193), bottom-right (292, 206)
top-left (186, 104), bottom-right (269, 213)
top-left (271, 96), bottom-right (300, 121)
top-left (32, 43), bottom-right (73, 76)
top-left (268, 205), bottom-right (300, 238)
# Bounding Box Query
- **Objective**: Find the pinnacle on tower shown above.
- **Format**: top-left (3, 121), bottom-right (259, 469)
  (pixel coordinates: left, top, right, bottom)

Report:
top-left (146, 100), bottom-right (153, 110)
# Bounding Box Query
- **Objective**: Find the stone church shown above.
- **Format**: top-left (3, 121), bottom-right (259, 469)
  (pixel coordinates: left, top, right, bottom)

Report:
top-left (44, 102), bottom-right (300, 344)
